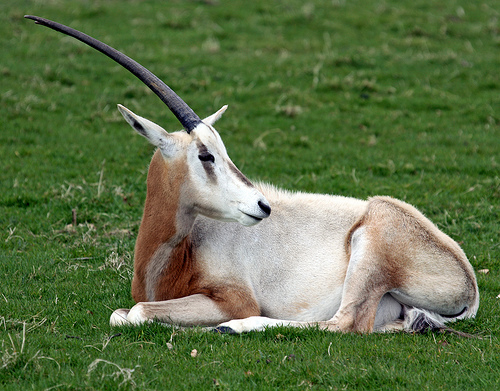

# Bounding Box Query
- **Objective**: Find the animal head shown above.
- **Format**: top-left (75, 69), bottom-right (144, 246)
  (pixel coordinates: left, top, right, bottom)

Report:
top-left (118, 104), bottom-right (271, 226)
top-left (25, 15), bottom-right (271, 226)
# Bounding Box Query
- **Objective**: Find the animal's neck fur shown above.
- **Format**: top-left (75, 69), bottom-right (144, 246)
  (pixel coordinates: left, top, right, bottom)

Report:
top-left (131, 150), bottom-right (195, 302)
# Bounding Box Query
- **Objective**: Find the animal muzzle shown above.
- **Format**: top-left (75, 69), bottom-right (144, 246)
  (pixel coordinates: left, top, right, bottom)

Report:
top-left (237, 198), bottom-right (271, 226)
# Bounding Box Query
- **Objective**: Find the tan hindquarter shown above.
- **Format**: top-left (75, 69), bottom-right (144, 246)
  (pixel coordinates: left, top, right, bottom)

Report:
top-left (349, 196), bottom-right (478, 315)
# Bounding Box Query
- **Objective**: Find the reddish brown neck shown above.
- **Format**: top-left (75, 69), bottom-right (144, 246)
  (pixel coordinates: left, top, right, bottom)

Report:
top-left (130, 152), bottom-right (262, 320)
top-left (131, 150), bottom-right (191, 302)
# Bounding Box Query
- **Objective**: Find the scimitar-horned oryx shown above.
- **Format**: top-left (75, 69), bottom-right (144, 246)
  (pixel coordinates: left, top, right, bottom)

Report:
top-left (25, 15), bottom-right (479, 334)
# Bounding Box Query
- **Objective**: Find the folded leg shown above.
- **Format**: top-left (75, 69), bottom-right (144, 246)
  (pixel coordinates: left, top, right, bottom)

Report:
top-left (111, 287), bottom-right (260, 327)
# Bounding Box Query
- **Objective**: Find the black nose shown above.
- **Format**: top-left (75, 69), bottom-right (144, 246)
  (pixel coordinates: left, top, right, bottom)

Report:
top-left (258, 201), bottom-right (271, 217)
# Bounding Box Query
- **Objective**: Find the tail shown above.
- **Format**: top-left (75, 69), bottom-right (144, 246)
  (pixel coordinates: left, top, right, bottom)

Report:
top-left (403, 307), bottom-right (447, 332)
top-left (403, 303), bottom-right (479, 338)
top-left (402, 282), bottom-right (480, 336)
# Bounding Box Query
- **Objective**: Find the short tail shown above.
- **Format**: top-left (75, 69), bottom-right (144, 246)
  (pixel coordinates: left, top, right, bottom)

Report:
top-left (403, 307), bottom-right (447, 332)
top-left (403, 305), bottom-right (479, 338)
top-left (403, 285), bottom-right (479, 334)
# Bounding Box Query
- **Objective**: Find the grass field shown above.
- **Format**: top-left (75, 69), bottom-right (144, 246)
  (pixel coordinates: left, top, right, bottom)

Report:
top-left (1, 0), bottom-right (499, 389)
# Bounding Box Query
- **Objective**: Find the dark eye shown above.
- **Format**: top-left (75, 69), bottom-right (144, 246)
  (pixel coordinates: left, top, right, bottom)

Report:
top-left (198, 153), bottom-right (215, 163)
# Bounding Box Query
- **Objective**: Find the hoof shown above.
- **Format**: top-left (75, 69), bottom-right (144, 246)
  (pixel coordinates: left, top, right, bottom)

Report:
top-left (110, 308), bottom-right (130, 326)
top-left (212, 326), bottom-right (237, 334)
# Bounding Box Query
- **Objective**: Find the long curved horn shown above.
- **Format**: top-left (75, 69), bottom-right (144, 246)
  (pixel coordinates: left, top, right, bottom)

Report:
top-left (24, 15), bottom-right (202, 133)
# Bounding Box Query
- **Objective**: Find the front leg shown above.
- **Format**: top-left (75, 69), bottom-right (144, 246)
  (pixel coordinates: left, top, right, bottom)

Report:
top-left (110, 290), bottom-right (260, 327)
top-left (111, 294), bottom-right (230, 327)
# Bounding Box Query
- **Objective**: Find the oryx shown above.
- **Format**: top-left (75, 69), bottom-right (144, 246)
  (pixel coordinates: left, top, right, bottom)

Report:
top-left (25, 15), bottom-right (479, 334)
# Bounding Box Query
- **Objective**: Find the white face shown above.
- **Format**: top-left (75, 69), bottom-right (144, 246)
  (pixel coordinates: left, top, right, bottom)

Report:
top-left (117, 104), bottom-right (271, 226)
top-left (186, 122), bottom-right (271, 226)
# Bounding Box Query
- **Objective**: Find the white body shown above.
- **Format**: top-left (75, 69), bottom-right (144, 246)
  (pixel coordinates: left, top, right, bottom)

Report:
top-left (192, 188), bottom-right (363, 323)
top-left (110, 105), bottom-right (479, 334)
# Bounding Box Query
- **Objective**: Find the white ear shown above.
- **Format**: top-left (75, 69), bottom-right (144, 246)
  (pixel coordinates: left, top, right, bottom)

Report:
top-left (117, 104), bottom-right (179, 156)
top-left (202, 105), bottom-right (228, 126)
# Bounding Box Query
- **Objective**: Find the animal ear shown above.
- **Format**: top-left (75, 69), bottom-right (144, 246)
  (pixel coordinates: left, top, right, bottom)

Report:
top-left (117, 104), bottom-right (179, 157)
top-left (202, 105), bottom-right (228, 126)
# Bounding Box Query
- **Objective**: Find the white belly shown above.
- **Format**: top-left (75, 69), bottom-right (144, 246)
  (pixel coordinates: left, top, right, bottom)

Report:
top-left (192, 190), bottom-right (367, 321)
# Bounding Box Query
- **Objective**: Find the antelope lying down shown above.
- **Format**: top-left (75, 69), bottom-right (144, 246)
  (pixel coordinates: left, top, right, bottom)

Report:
top-left (26, 16), bottom-right (479, 334)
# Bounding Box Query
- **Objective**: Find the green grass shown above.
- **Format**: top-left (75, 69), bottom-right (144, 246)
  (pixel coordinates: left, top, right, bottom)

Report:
top-left (1, 0), bottom-right (499, 389)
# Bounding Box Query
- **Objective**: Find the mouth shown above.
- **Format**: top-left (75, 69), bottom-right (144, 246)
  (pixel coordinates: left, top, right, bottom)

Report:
top-left (242, 212), bottom-right (263, 222)
top-left (238, 211), bottom-right (265, 226)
